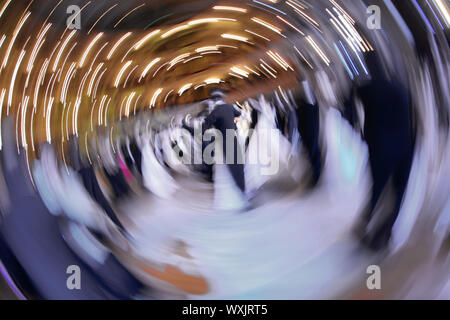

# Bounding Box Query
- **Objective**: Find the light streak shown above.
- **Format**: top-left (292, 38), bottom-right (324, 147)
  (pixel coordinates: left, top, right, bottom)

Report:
top-left (79, 33), bottom-right (103, 68)
top-left (107, 32), bottom-right (132, 60)
top-left (114, 60), bottom-right (133, 88)
top-left (213, 6), bottom-right (247, 13)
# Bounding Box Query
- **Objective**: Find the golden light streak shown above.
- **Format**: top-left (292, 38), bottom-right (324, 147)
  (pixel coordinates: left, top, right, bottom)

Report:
top-left (276, 15), bottom-right (305, 35)
top-left (133, 94), bottom-right (141, 115)
top-left (334, 10), bottom-right (365, 52)
top-left (153, 62), bottom-right (169, 78)
top-left (98, 95), bottom-right (107, 126)
top-left (267, 51), bottom-right (287, 71)
top-left (178, 83), bottom-right (192, 96)
top-left (205, 78), bottom-right (222, 84)
top-left (93, 68), bottom-right (106, 100)
top-left (59, 43), bottom-right (77, 83)
top-left (114, 4), bottom-right (145, 28)
top-left (49, 68), bottom-right (60, 101)
top-left (245, 29), bottom-right (271, 41)
top-left (79, 33), bottom-right (103, 68)
top-left (286, 0), bottom-right (320, 27)
top-left (43, 73), bottom-right (55, 117)
top-left (53, 29), bottom-right (76, 72)
top-left (107, 32), bottom-right (132, 60)
top-left (196, 46), bottom-right (219, 53)
top-left (37, 0), bottom-right (62, 38)
top-left (85, 132), bottom-right (92, 165)
top-left (30, 99), bottom-right (36, 151)
top-left (15, 103), bottom-right (20, 152)
top-left (213, 5), bottom-right (247, 13)
top-left (89, 41), bottom-right (109, 71)
top-left (167, 54), bottom-right (188, 70)
top-left (164, 89), bottom-right (173, 103)
top-left (134, 29), bottom-right (161, 50)
top-left (119, 95), bottom-right (127, 120)
top-left (183, 56), bottom-right (202, 64)
top-left (104, 96), bottom-right (112, 125)
top-left (267, 50), bottom-right (293, 71)
top-left (2, 11), bottom-right (31, 69)
top-left (114, 60), bottom-right (133, 88)
top-left (294, 46), bottom-right (313, 69)
top-left (231, 66), bottom-right (249, 78)
top-left (305, 35), bottom-right (330, 65)
top-left (8, 50), bottom-right (26, 112)
top-left (89, 100), bottom-right (96, 131)
top-left (218, 44), bottom-right (238, 49)
top-left (260, 58), bottom-right (277, 74)
top-left (21, 96), bottom-right (29, 149)
top-left (259, 63), bottom-right (277, 78)
top-left (123, 65), bottom-right (139, 88)
top-left (65, 101), bottom-right (71, 140)
top-left (139, 57), bottom-right (161, 82)
top-left (221, 33), bottom-right (249, 42)
top-left (150, 88), bottom-right (163, 108)
top-left (200, 51), bottom-right (221, 55)
top-left (251, 17), bottom-right (283, 36)
top-left (72, 98), bottom-right (81, 136)
top-left (88, 63), bottom-right (104, 96)
top-left (120, 45), bottom-right (134, 63)
top-left (169, 53), bottom-right (190, 66)
top-left (194, 84), bottom-right (205, 90)
top-left (45, 97), bottom-right (54, 143)
top-left (229, 72), bottom-right (243, 79)
top-left (88, 4), bottom-right (118, 35)
top-left (188, 18), bottom-right (218, 25)
top-left (61, 103), bottom-right (66, 142)
top-left (161, 25), bottom-right (189, 38)
top-left (0, 0), bottom-right (12, 18)
top-left (35, 59), bottom-right (49, 107)
top-left (27, 23), bottom-right (51, 72)
top-left (329, 0), bottom-right (355, 24)
top-left (110, 126), bottom-right (115, 154)
top-left (72, 70), bottom-right (90, 136)
top-left (61, 62), bottom-right (77, 103)
top-left (244, 65), bottom-right (260, 76)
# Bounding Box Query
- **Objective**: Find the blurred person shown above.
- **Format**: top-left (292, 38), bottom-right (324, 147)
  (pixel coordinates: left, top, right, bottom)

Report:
top-left (183, 111), bottom-right (215, 182)
top-left (73, 135), bottom-right (127, 232)
top-left (292, 79), bottom-right (323, 187)
top-left (0, 117), bottom-right (115, 299)
top-left (354, 51), bottom-right (415, 251)
top-left (141, 128), bottom-right (179, 199)
top-left (245, 94), bottom-right (292, 194)
top-left (202, 88), bottom-right (247, 210)
top-left (98, 129), bottom-right (131, 201)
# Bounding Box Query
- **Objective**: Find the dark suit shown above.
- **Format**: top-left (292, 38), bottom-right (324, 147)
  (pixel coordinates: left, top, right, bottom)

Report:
top-left (356, 68), bottom-right (415, 249)
top-left (293, 96), bottom-right (322, 185)
top-left (79, 166), bottom-right (125, 231)
top-left (204, 102), bottom-right (245, 193)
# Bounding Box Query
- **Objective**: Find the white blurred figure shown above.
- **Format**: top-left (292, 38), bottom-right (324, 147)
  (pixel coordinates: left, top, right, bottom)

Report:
top-left (141, 130), bottom-right (179, 199)
top-left (34, 142), bottom-right (107, 232)
top-left (33, 143), bottom-right (64, 216)
top-left (245, 95), bottom-right (290, 195)
top-left (211, 128), bottom-right (248, 211)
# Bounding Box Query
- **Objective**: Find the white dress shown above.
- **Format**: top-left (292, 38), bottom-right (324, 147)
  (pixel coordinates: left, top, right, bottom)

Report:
top-left (245, 96), bottom-right (291, 194)
top-left (211, 128), bottom-right (248, 211)
top-left (142, 138), bottom-right (179, 199)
